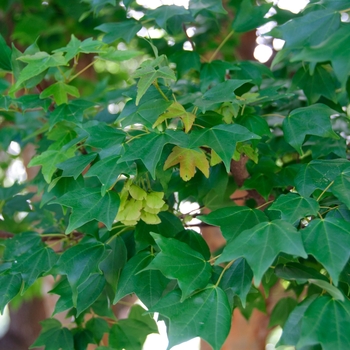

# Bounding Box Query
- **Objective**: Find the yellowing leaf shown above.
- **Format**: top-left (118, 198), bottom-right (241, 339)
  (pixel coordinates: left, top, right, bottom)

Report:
top-left (153, 102), bottom-right (195, 133)
top-left (164, 146), bottom-right (209, 181)
top-left (210, 149), bottom-right (222, 166)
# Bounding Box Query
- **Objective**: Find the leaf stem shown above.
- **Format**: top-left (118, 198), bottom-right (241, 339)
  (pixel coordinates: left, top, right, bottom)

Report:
top-left (153, 80), bottom-right (169, 101)
top-left (215, 260), bottom-right (234, 287)
top-left (125, 131), bottom-right (149, 144)
top-left (207, 254), bottom-right (221, 264)
top-left (69, 59), bottom-right (97, 82)
top-left (256, 200), bottom-right (274, 210)
top-left (209, 30), bottom-right (234, 63)
top-left (316, 181), bottom-right (334, 202)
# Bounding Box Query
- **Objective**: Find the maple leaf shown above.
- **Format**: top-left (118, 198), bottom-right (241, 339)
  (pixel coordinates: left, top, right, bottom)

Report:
top-left (163, 145), bottom-right (209, 181)
top-left (153, 101), bottom-right (195, 133)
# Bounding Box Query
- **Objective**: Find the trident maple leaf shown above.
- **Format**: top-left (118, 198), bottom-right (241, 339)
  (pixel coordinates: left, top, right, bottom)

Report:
top-left (163, 146), bottom-right (209, 181)
top-left (153, 101), bottom-right (196, 133)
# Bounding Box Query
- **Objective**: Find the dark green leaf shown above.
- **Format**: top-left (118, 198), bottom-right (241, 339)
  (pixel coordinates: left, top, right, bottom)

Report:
top-left (232, 0), bottom-right (271, 33)
top-left (57, 153), bottom-right (97, 179)
top-left (84, 123), bottom-right (126, 149)
top-left (282, 104), bottom-right (339, 154)
top-left (54, 242), bottom-right (105, 305)
top-left (189, 0), bottom-right (227, 16)
top-left (109, 304), bottom-right (158, 350)
top-left (294, 159), bottom-right (349, 197)
top-left (149, 287), bottom-right (231, 350)
top-left (52, 188), bottom-right (120, 233)
top-left (199, 206), bottom-right (268, 241)
top-left (332, 166), bottom-right (350, 209)
top-left (292, 64), bottom-right (338, 103)
top-left (30, 319), bottom-right (74, 350)
top-left (269, 297), bottom-right (298, 328)
top-left (85, 318), bottom-right (109, 344)
top-left (114, 251), bottom-right (170, 308)
top-left (217, 220), bottom-right (307, 286)
top-left (146, 233), bottom-right (211, 300)
top-left (219, 258), bottom-right (253, 307)
top-left (279, 295), bottom-right (318, 347)
top-left (95, 20), bottom-right (142, 44)
top-left (302, 218), bottom-right (350, 285)
top-left (275, 262), bottom-right (328, 283)
top-left (271, 9), bottom-right (340, 48)
top-left (0, 34), bottom-right (12, 71)
top-left (99, 236), bottom-right (127, 290)
top-left (298, 296), bottom-right (350, 350)
top-left (268, 193), bottom-right (319, 224)
top-left (292, 24), bottom-right (350, 85)
top-left (146, 5), bottom-right (190, 29)
top-left (189, 124), bottom-right (260, 171)
top-left (0, 274), bottom-right (22, 313)
top-left (200, 61), bottom-right (236, 92)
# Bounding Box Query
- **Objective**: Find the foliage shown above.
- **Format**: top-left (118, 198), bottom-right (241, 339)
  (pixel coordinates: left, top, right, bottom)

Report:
top-left (0, 0), bottom-right (350, 349)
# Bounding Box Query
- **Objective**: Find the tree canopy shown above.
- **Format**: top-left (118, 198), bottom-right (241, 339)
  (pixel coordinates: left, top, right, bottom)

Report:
top-left (1, 0), bottom-right (350, 349)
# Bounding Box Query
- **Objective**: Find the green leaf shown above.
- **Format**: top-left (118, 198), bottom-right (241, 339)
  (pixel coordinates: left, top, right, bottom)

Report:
top-left (232, 0), bottom-right (271, 33)
top-left (200, 60), bottom-right (236, 92)
top-left (113, 251), bottom-right (170, 308)
top-left (49, 99), bottom-right (95, 129)
top-left (291, 24), bottom-right (350, 85)
top-left (271, 9), bottom-right (340, 48)
top-left (84, 123), bottom-right (126, 149)
top-left (86, 156), bottom-right (136, 194)
top-left (12, 245), bottom-right (57, 291)
top-left (146, 233), bottom-right (211, 300)
top-left (98, 48), bottom-right (142, 62)
top-left (219, 258), bottom-right (253, 307)
top-left (95, 20), bottom-right (142, 44)
top-left (50, 274), bottom-right (106, 316)
top-left (282, 104), bottom-right (339, 154)
top-left (269, 297), bottom-right (298, 328)
top-left (54, 242), bottom-right (105, 305)
top-left (85, 318), bottom-right (109, 344)
top-left (122, 99), bottom-right (172, 128)
top-left (217, 220), bottom-right (307, 286)
top-left (171, 51), bottom-right (201, 76)
top-left (175, 229), bottom-right (211, 260)
top-left (16, 51), bottom-right (67, 86)
top-left (133, 65), bottom-right (176, 105)
top-left (53, 35), bottom-right (106, 62)
top-left (189, 0), bottom-right (227, 16)
top-left (309, 279), bottom-right (344, 301)
top-left (109, 304), bottom-right (158, 350)
top-left (28, 148), bottom-right (76, 183)
top-left (57, 153), bottom-right (97, 179)
top-left (146, 5), bottom-right (191, 29)
top-left (189, 124), bottom-right (260, 172)
top-left (297, 296), bottom-right (350, 350)
top-left (236, 114), bottom-right (271, 137)
top-left (0, 274), bottom-right (22, 313)
top-left (40, 82), bottom-right (80, 105)
top-left (275, 262), bottom-right (328, 283)
top-left (301, 218), bottom-right (350, 285)
top-left (268, 193), bottom-right (320, 224)
top-left (149, 287), bottom-right (231, 350)
top-left (99, 236), bottom-right (127, 291)
top-left (198, 206), bottom-right (268, 241)
top-left (30, 319), bottom-right (74, 350)
top-left (0, 34), bottom-right (12, 71)
top-left (119, 130), bottom-right (188, 178)
top-left (294, 159), bottom-right (349, 197)
top-left (278, 295), bottom-right (318, 347)
top-left (202, 79), bottom-right (251, 103)
top-left (291, 64), bottom-right (338, 104)
top-left (332, 166), bottom-right (350, 209)
top-left (15, 94), bottom-right (51, 112)
top-left (51, 188), bottom-right (120, 233)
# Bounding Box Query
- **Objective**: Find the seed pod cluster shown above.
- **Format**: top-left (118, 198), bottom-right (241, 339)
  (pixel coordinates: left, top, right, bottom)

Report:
top-left (116, 181), bottom-right (168, 226)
